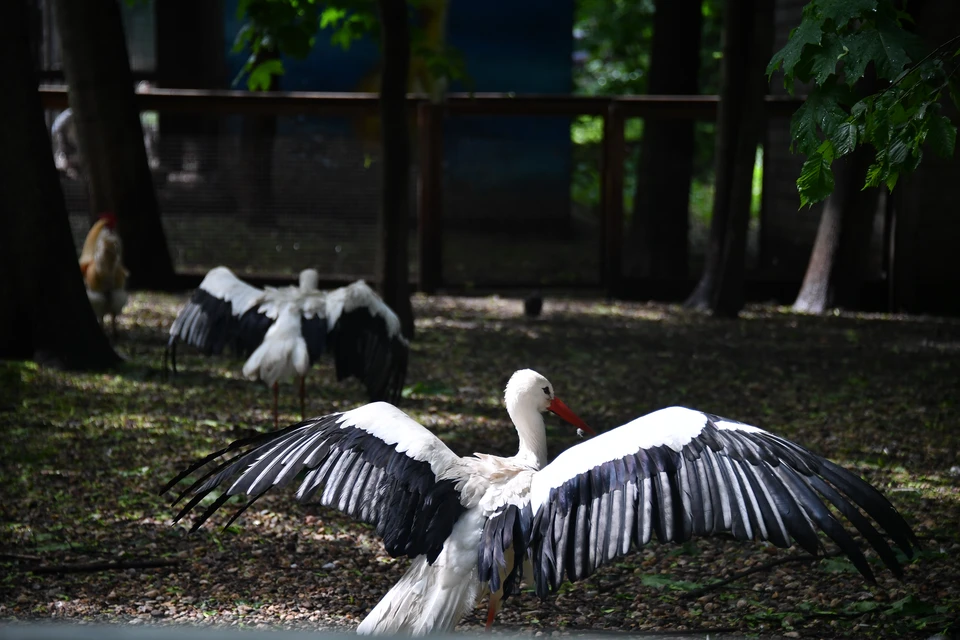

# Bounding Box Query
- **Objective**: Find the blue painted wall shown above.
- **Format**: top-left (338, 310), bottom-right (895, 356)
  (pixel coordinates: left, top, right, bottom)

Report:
top-left (224, 1), bottom-right (574, 222)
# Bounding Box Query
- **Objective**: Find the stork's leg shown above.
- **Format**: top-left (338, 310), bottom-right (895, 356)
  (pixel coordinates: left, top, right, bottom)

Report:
top-left (272, 382), bottom-right (279, 429)
top-left (484, 601), bottom-right (498, 631)
top-left (485, 592), bottom-right (503, 632)
top-left (299, 376), bottom-right (306, 419)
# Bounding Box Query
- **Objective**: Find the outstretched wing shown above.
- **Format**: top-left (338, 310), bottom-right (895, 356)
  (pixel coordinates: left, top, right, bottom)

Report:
top-left (161, 402), bottom-right (467, 564)
top-left (168, 266), bottom-right (270, 357)
top-left (526, 407), bottom-right (918, 597)
top-left (325, 281), bottom-right (409, 404)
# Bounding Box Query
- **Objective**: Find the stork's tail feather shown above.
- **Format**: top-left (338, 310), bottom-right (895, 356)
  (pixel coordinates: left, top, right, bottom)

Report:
top-left (356, 556), bottom-right (480, 636)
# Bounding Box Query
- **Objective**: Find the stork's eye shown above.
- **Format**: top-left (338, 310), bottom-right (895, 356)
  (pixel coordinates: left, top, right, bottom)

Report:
top-left (542, 386), bottom-right (550, 396)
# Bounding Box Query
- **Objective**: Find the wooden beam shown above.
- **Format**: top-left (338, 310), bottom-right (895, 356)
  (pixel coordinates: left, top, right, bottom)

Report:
top-left (38, 87), bottom-right (805, 120)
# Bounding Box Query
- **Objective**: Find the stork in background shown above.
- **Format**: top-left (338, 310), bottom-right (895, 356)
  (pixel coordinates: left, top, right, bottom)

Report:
top-left (162, 369), bottom-right (917, 635)
top-left (79, 212), bottom-right (129, 339)
top-left (165, 266), bottom-right (408, 426)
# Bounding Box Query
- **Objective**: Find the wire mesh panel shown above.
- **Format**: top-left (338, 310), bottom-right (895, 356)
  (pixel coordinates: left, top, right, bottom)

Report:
top-left (440, 115), bottom-right (601, 288)
top-left (162, 114), bottom-right (385, 280)
top-left (53, 109), bottom-right (419, 283)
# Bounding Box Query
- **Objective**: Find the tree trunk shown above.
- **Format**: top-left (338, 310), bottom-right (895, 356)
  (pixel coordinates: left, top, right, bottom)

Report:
top-left (626, 0), bottom-right (703, 279)
top-left (237, 48), bottom-right (279, 227)
top-left (0, 0), bottom-right (121, 370)
top-left (377, 0), bottom-right (415, 339)
top-left (156, 0), bottom-right (224, 179)
top-left (685, 0), bottom-right (773, 316)
top-left (54, 0), bottom-right (176, 291)
top-left (793, 148), bottom-right (880, 313)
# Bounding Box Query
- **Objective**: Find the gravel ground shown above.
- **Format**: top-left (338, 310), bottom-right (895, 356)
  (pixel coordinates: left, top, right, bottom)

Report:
top-left (1, 292), bottom-right (959, 638)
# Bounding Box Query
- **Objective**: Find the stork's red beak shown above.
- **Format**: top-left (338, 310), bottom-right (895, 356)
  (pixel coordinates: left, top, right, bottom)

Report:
top-left (547, 397), bottom-right (594, 435)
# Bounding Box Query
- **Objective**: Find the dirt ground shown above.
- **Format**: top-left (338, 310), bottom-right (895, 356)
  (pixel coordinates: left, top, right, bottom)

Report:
top-left (2, 293), bottom-right (958, 638)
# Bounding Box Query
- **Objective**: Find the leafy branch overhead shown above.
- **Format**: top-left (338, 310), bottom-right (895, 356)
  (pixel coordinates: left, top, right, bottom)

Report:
top-left (768, 0), bottom-right (959, 207)
top-left (232, 0), bottom-right (467, 93)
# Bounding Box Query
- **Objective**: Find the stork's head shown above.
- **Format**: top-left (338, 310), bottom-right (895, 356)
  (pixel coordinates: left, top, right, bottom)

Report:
top-left (299, 269), bottom-right (320, 292)
top-left (504, 369), bottom-right (593, 435)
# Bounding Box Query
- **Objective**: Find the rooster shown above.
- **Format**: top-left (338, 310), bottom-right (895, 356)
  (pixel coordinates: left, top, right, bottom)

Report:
top-left (79, 213), bottom-right (129, 338)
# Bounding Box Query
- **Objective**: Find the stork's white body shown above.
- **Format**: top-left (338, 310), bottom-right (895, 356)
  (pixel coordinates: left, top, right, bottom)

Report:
top-left (167, 267), bottom-right (409, 424)
top-left (165, 370), bottom-right (917, 635)
top-left (241, 304), bottom-right (311, 386)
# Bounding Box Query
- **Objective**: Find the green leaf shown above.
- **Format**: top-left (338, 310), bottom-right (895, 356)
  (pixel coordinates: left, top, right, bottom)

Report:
top-left (839, 30), bottom-right (885, 84)
top-left (887, 138), bottom-right (909, 165)
top-left (247, 58), bottom-right (284, 92)
top-left (816, 0), bottom-right (877, 29)
top-left (926, 114), bottom-right (958, 157)
top-left (767, 19), bottom-right (823, 81)
top-left (320, 7), bottom-right (347, 29)
top-left (789, 84), bottom-right (848, 155)
top-left (885, 595), bottom-right (937, 617)
top-left (832, 121), bottom-right (858, 156)
top-left (874, 14), bottom-right (917, 79)
top-left (810, 32), bottom-right (848, 84)
top-left (640, 574), bottom-right (676, 589)
top-left (864, 105), bottom-right (892, 148)
top-left (797, 141), bottom-right (836, 207)
top-left (864, 161), bottom-right (886, 188)
top-left (819, 556), bottom-right (857, 574)
top-left (885, 171), bottom-right (899, 191)
top-left (846, 600), bottom-right (881, 613)
top-left (232, 23), bottom-right (254, 53)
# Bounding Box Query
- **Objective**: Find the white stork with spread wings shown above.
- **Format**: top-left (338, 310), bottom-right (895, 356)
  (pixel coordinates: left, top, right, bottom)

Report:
top-left (161, 369), bottom-right (917, 635)
top-left (165, 267), bottom-right (408, 425)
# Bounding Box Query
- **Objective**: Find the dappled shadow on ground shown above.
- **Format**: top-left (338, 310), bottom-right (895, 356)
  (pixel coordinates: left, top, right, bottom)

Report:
top-left (1, 292), bottom-right (958, 637)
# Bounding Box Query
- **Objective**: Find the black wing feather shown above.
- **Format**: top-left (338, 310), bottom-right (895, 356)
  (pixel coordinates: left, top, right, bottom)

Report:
top-left (167, 289), bottom-right (240, 358)
top-left (329, 307), bottom-right (408, 404)
top-left (530, 415), bottom-right (917, 598)
top-left (161, 412), bottom-right (465, 564)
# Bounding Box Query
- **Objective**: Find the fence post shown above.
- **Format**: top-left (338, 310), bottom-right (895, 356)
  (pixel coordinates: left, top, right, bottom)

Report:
top-left (417, 102), bottom-right (443, 294)
top-left (601, 101), bottom-right (625, 297)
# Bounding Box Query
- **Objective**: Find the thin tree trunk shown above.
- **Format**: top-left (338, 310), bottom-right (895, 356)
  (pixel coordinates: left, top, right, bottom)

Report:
top-left (0, 0), bottom-right (120, 370)
top-left (626, 0), bottom-right (703, 279)
top-left (793, 148), bottom-right (879, 312)
top-left (377, 0), bottom-right (415, 339)
top-left (155, 0), bottom-right (224, 178)
top-left (686, 0), bottom-right (773, 316)
top-left (237, 48), bottom-right (278, 228)
top-left (54, 0), bottom-right (176, 291)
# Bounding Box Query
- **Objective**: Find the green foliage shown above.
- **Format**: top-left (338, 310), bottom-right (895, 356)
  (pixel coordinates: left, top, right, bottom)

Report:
top-left (574, 0), bottom-right (655, 96)
top-left (571, 1), bottom-right (724, 225)
top-left (231, 0), bottom-right (467, 93)
top-left (768, 0), bottom-right (959, 207)
top-left (232, 0), bottom-right (327, 90)
top-left (573, 0), bottom-right (723, 97)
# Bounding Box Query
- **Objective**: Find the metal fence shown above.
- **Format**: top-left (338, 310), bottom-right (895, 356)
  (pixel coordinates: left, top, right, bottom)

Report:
top-left (41, 88), bottom-right (813, 295)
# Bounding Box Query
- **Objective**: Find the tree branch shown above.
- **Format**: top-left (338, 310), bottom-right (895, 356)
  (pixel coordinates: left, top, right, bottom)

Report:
top-left (678, 551), bottom-right (843, 599)
top-left (881, 33), bottom-right (960, 96)
top-left (22, 559), bottom-right (179, 574)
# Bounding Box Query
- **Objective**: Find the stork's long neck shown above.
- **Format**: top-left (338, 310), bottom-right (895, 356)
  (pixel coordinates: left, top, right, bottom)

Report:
top-left (508, 405), bottom-right (548, 469)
